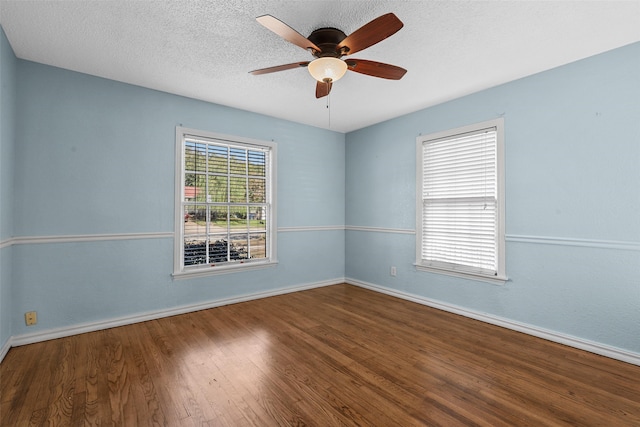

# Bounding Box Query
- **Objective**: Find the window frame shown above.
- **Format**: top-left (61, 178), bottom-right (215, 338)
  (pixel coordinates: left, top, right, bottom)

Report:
top-left (173, 126), bottom-right (277, 279)
top-left (415, 118), bottom-right (506, 284)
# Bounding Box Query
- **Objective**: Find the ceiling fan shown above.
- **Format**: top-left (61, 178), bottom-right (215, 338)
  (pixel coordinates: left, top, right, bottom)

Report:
top-left (250, 13), bottom-right (407, 98)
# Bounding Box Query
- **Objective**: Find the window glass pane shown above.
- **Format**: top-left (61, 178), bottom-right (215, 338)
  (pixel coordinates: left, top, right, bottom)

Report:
top-left (188, 142), bottom-right (207, 173)
top-left (423, 130), bottom-right (497, 200)
top-left (230, 206), bottom-right (248, 230)
top-left (229, 234), bottom-right (249, 260)
top-left (210, 206), bottom-right (228, 232)
top-left (208, 145), bottom-right (228, 173)
top-left (184, 205), bottom-right (206, 235)
top-left (184, 237), bottom-right (207, 266)
top-left (208, 176), bottom-right (228, 202)
top-left (249, 207), bottom-right (266, 232)
top-left (229, 176), bottom-right (247, 203)
top-left (184, 141), bottom-right (198, 172)
top-left (229, 148), bottom-right (247, 175)
top-left (423, 199), bottom-right (496, 270)
top-left (193, 174), bottom-right (207, 202)
top-left (249, 232), bottom-right (267, 259)
top-left (184, 174), bottom-right (206, 202)
top-left (209, 235), bottom-right (230, 263)
top-left (248, 150), bottom-right (266, 177)
top-left (248, 178), bottom-right (266, 203)
top-left (184, 174), bottom-right (198, 201)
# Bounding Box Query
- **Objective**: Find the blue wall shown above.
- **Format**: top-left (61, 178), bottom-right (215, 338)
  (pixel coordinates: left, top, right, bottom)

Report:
top-left (346, 42), bottom-right (640, 354)
top-left (8, 58), bottom-right (345, 337)
top-left (0, 27), bottom-right (17, 352)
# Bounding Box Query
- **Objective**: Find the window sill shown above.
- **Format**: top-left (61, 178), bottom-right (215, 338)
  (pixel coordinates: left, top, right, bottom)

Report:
top-left (414, 263), bottom-right (508, 285)
top-left (173, 260), bottom-right (278, 280)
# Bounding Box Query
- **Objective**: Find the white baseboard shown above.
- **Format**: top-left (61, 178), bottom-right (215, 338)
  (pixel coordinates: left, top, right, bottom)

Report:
top-left (0, 336), bottom-right (12, 362)
top-left (6, 278), bottom-right (344, 353)
top-left (346, 278), bottom-right (640, 367)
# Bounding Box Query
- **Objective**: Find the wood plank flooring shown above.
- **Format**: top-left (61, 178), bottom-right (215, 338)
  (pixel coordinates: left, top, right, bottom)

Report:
top-left (2, 284), bottom-right (639, 426)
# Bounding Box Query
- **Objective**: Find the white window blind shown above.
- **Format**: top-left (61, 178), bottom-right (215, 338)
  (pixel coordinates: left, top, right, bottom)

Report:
top-left (417, 119), bottom-right (505, 283)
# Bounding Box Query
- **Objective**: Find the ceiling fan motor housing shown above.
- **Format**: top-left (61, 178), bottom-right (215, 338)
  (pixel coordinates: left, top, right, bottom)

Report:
top-left (308, 28), bottom-right (348, 57)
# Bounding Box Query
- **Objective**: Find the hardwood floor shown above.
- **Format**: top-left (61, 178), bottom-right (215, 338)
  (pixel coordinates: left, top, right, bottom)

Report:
top-left (2, 284), bottom-right (639, 426)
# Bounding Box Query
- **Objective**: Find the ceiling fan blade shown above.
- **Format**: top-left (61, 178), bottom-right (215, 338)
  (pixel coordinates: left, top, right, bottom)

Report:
top-left (315, 80), bottom-right (332, 98)
top-left (346, 59), bottom-right (407, 80)
top-left (337, 13), bottom-right (403, 56)
top-left (256, 15), bottom-right (321, 53)
top-left (249, 62), bottom-right (309, 75)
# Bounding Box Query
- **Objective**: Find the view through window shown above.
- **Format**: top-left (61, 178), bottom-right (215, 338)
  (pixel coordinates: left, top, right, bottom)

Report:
top-left (175, 127), bottom-right (276, 276)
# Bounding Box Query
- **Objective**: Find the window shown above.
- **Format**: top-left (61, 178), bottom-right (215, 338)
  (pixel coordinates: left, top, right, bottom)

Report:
top-left (174, 127), bottom-right (277, 277)
top-left (416, 118), bottom-right (506, 284)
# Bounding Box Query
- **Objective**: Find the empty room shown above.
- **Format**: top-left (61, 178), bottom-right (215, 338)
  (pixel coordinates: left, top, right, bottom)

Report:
top-left (1, 1), bottom-right (639, 425)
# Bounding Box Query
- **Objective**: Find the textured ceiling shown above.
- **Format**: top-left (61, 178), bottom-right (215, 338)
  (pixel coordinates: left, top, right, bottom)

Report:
top-left (1, 1), bottom-right (639, 133)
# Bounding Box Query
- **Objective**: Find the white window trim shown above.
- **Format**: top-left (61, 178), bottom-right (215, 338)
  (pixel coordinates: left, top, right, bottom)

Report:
top-left (173, 126), bottom-right (278, 279)
top-left (415, 118), bottom-right (507, 285)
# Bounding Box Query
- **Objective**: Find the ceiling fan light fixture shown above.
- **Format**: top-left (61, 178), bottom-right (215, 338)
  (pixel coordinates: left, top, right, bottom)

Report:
top-left (308, 57), bottom-right (348, 83)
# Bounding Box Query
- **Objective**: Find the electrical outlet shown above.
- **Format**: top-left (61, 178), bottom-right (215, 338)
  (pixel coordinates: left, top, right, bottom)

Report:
top-left (390, 266), bottom-right (397, 277)
top-left (25, 311), bottom-right (37, 326)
